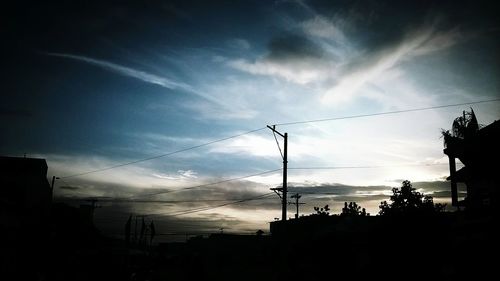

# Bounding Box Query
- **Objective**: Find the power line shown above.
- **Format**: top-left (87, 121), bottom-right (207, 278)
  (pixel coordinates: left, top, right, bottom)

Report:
top-left (88, 198), bottom-right (273, 204)
top-left (100, 231), bottom-right (261, 237)
top-left (128, 168), bottom-right (281, 199)
top-left (60, 127), bottom-right (267, 179)
top-left (288, 162), bottom-right (463, 170)
top-left (58, 99), bottom-right (498, 179)
top-left (150, 192), bottom-right (276, 217)
top-left (55, 197), bottom-right (274, 204)
top-left (138, 160), bottom-right (444, 217)
top-left (162, 193), bottom-right (275, 217)
top-left (292, 191), bottom-right (342, 195)
top-left (272, 98), bottom-right (500, 127)
top-left (78, 162), bottom-right (459, 203)
top-left (57, 163), bottom-right (460, 202)
top-left (88, 162), bottom-right (463, 224)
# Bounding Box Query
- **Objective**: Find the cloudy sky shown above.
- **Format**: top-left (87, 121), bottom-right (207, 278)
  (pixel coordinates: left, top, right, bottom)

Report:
top-left (1, 0), bottom-right (499, 241)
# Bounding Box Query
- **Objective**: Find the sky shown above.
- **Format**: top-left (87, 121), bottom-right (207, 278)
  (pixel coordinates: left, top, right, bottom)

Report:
top-left (1, 0), bottom-right (499, 241)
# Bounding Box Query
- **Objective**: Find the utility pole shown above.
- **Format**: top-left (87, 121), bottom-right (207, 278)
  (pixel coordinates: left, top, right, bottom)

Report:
top-left (85, 198), bottom-right (101, 224)
top-left (50, 176), bottom-right (59, 202)
top-left (51, 176), bottom-right (59, 190)
top-left (267, 125), bottom-right (288, 221)
top-left (290, 193), bottom-right (305, 219)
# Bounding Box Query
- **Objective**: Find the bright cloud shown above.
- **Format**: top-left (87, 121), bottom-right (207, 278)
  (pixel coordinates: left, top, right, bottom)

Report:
top-left (227, 57), bottom-right (333, 85)
top-left (321, 24), bottom-right (465, 105)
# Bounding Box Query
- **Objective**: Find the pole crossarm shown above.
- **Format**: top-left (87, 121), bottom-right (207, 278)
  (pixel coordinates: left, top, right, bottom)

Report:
top-left (270, 187), bottom-right (283, 199)
top-left (267, 125), bottom-right (285, 138)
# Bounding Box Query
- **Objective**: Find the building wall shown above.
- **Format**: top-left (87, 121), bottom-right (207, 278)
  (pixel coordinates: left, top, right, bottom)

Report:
top-left (0, 156), bottom-right (52, 230)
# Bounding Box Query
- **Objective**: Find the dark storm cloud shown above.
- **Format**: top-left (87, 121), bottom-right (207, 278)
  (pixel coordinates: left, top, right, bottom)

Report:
top-left (54, 178), bottom-right (152, 199)
top-left (331, 194), bottom-right (389, 202)
top-left (288, 182), bottom-right (391, 196)
top-left (54, 176), bottom-right (272, 208)
top-left (288, 180), bottom-right (454, 204)
top-left (430, 190), bottom-right (466, 198)
top-left (412, 181), bottom-right (453, 193)
top-left (59, 185), bottom-right (81, 190)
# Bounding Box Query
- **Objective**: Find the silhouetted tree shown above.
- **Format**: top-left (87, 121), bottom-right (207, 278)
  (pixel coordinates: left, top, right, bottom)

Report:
top-left (441, 108), bottom-right (480, 145)
top-left (341, 202), bottom-right (367, 216)
top-left (379, 180), bottom-right (446, 216)
top-left (313, 205), bottom-right (330, 216)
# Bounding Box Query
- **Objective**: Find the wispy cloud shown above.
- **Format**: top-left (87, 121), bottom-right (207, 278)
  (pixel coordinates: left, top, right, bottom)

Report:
top-left (153, 169), bottom-right (198, 180)
top-left (227, 8), bottom-right (468, 107)
top-left (228, 58), bottom-right (332, 85)
top-left (45, 52), bottom-right (245, 114)
top-left (410, 27), bottom-right (464, 57)
top-left (321, 24), bottom-right (465, 105)
top-left (46, 52), bottom-right (193, 91)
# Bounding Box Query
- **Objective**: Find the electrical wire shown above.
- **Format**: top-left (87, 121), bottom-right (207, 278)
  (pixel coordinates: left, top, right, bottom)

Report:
top-left (127, 168), bottom-right (281, 199)
top-left (56, 163), bottom-right (461, 203)
top-left (272, 98), bottom-right (500, 127)
top-left (90, 198), bottom-right (273, 204)
top-left (57, 98), bottom-right (498, 179)
top-left (150, 192), bottom-right (276, 217)
top-left (288, 162), bottom-right (463, 170)
top-left (60, 127), bottom-right (267, 179)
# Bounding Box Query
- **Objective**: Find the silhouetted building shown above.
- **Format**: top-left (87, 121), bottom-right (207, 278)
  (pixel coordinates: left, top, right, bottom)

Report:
top-left (1, 156), bottom-right (54, 280)
top-left (0, 156), bottom-right (52, 231)
top-left (443, 110), bottom-right (500, 211)
top-left (270, 214), bottom-right (384, 239)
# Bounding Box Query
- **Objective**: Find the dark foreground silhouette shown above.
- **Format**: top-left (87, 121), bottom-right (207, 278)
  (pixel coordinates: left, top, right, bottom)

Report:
top-left (2, 200), bottom-right (496, 281)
